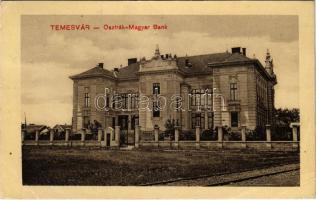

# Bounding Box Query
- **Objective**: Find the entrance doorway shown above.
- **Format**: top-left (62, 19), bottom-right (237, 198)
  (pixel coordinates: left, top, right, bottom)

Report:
top-left (118, 115), bottom-right (128, 130)
top-left (118, 115), bottom-right (128, 146)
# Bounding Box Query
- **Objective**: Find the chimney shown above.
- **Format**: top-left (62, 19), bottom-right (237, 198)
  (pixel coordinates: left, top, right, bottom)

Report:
top-left (231, 47), bottom-right (241, 54)
top-left (242, 48), bottom-right (246, 56)
top-left (114, 68), bottom-right (119, 72)
top-left (185, 58), bottom-right (192, 67)
top-left (161, 55), bottom-right (164, 59)
top-left (98, 63), bottom-right (104, 68)
top-left (165, 54), bottom-right (169, 59)
top-left (128, 58), bottom-right (137, 65)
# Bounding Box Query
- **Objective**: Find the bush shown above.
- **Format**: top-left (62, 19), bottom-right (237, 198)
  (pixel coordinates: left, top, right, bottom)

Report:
top-left (39, 133), bottom-right (50, 140)
top-left (201, 129), bottom-right (217, 141)
top-left (85, 133), bottom-right (97, 140)
top-left (54, 132), bottom-right (65, 140)
top-left (246, 126), bottom-right (266, 141)
top-left (70, 134), bottom-right (81, 140)
top-left (164, 119), bottom-right (175, 135)
top-left (272, 126), bottom-right (292, 141)
top-left (24, 132), bottom-right (35, 140)
top-left (221, 126), bottom-right (241, 141)
top-left (159, 131), bottom-right (174, 141)
top-left (226, 131), bottom-right (242, 141)
top-left (179, 130), bottom-right (195, 141)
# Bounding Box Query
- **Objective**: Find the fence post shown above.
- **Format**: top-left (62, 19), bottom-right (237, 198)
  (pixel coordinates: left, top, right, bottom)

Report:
top-left (291, 124), bottom-right (299, 148)
top-left (241, 125), bottom-right (246, 148)
top-left (103, 128), bottom-right (107, 147)
top-left (154, 126), bottom-right (159, 147)
top-left (174, 126), bottom-right (179, 149)
top-left (65, 129), bottom-right (70, 141)
top-left (292, 126), bottom-right (298, 142)
top-left (49, 129), bottom-right (54, 145)
top-left (115, 126), bottom-right (120, 147)
top-left (35, 130), bottom-right (39, 145)
top-left (65, 128), bottom-right (70, 146)
top-left (217, 126), bottom-right (223, 148)
top-left (81, 129), bottom-right (86, 146)
top-left (266, 124), bottom-right (272, 149)
top-left (98, 128), bottom-right (102, 142)
top-left (195, 126), bottom-right (200, 149)
top-left (135, 125), bottom-right (140, 148)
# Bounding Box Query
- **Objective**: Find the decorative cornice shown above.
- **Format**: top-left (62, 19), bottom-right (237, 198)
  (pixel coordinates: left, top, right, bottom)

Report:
top-left (69, 74), bottom-right (117, 81)
top-left (136, 68), bottom-right (185, 77)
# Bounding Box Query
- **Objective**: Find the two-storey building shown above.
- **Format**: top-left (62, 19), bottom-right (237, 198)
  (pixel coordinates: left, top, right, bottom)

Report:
top-left (70, 46), bottom-right (277, 133)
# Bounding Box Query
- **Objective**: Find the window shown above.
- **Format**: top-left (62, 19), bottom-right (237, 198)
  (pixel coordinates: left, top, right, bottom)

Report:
top-left (231, 112), bottom-right (238, 127)
top-left (84, 93), bottom-right (90, 107)
top-left (131, 115), bottom-right (139, 130)
top-left (153, 101), bottom-right (160, 117)
top-left (153, 83), bottom-right (160, 94)
top-left (190, 89), bottom-right (212, 107)
top-left (208, 112), bottom-right (214, 129)
top-left (175, 96), bottom-right (181, 111)
top-left (112, 117), bottom-right (116, 128)
top-left (121, 94), bottom-right (128, 109)
top-left (130, 94), bottom-right (139, 110)
top-left (84, 87), bottom-right (90, 107)
top-left (191, 113), bottom-right (205, 129)
top-left (230, 83), bottom-right (237, 100)
top-left (106, 96), bottom-right (110, 108)
top-left (112, 93), bottom-right (138, 110)
top-left (83, 110), bottom-right (90, 128)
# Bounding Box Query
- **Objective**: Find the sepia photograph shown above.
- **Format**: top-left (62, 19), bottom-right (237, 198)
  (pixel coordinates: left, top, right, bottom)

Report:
top-left (20, 15), bottom-right (301, 186)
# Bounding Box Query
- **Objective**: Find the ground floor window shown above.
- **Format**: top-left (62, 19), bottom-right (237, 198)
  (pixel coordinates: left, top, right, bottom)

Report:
top-left (112, 117), bottom-right (116, 128)
top-left (131, 115), bottom-right (139, 130)
top-left (231, 112), bottom-right (239, 127)
top-left (153, 101), bottom-right (160, 117)
top-left (208, 112), bottom-right (214, 130)
top-left (83, 116), bottom-right (90, 129)
top-left (191, 112), bottom-right (213, 129)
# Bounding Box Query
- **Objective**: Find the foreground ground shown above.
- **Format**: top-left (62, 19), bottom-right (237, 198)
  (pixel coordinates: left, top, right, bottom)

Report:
top-left (22, 147), bottom-right (299, 186)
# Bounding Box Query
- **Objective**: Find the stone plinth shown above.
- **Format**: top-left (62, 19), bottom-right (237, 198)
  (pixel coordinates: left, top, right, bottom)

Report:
top-left (135, 125), bottom-right (140, 148)
top-left (195, 126), bottom-right (200, 149)
top-left (266, 124), bottom-right (272, 148)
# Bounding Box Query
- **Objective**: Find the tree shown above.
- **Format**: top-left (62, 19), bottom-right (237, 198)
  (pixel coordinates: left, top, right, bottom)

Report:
top-left (275, 108), bottom-right (300, 127)
top-left (164, 119), bottom-right (175, 137)
top-left (274, 108), bottom-right (300, 140)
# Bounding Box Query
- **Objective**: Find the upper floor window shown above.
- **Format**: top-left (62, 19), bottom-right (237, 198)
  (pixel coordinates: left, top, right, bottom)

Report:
top-left (190, 89), bottom-right (212, 107)
top-left (112, 93), bottom-right (138, 110)
top-left (84, 93), bottom-right (90, 107)
top-left (130, 94), bottom-right (139, 110)
top-left (84, 87), bottom-right (90, 107)
top-left (153, 83), bottom-right (160, 95)
top-left (230, 83), bottom-right (237, 100)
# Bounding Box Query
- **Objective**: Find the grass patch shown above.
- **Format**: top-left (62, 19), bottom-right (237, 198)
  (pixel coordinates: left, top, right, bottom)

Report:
top-left (22, 147), bottom-right (299, 185)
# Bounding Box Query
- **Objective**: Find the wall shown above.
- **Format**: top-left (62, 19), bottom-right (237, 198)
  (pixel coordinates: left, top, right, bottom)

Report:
top-left (72, 77), bottom-right (116, 132)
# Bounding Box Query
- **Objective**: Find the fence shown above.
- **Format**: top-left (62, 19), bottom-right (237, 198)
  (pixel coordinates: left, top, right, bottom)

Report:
top-left (136, 124), bottom-right (299, 151)
top-left (22, 123), bottom-right (300, 151)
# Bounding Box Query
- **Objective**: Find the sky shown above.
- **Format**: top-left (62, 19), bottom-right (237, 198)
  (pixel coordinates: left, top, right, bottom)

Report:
top-left (21, 15), bottom-right (299, 126)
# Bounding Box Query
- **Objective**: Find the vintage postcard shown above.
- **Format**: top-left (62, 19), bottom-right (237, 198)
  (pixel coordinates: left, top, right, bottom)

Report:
top-left (0, 1), bottom-right (315, 199)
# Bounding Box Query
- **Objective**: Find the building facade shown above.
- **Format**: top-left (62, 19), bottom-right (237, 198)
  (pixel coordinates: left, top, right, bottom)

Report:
top-left (70, 46), bottom-right (277, 133)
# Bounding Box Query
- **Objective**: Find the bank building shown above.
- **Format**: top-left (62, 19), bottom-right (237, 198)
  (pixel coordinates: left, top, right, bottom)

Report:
top-left (70, 46), bottom-right (277, 136)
